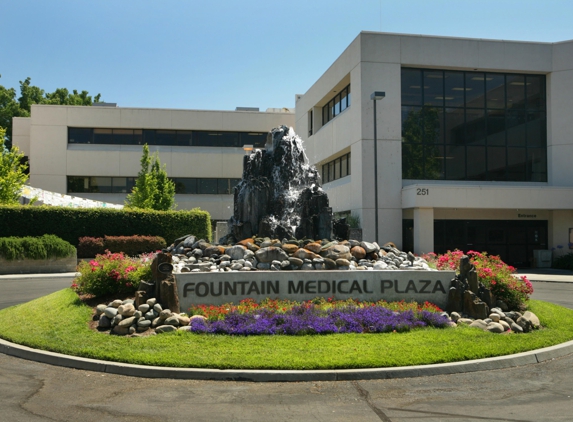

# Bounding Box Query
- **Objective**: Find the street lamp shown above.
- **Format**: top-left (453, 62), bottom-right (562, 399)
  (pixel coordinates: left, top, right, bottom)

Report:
top-left (370, 91), bottom-right (385, 244)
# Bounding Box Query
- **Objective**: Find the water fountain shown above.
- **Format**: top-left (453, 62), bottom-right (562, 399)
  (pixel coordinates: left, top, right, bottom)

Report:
top-left (225, 125), bottom-right (345, 242)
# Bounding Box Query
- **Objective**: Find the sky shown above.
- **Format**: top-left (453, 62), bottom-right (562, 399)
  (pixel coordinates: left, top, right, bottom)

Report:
top-left (2, 0), bottom-right (572, 112)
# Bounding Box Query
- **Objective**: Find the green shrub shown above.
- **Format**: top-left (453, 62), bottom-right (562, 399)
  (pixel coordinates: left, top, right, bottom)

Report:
top-left (553, 252), bottom-right (573, 271)
top-left (0, 205), bottom-right (211, 246)
top-left (77, 237), bottom-right (105, 258)
top-left (73, 251), bottom-right (154, 297)
top-left (77, 235), bottom-right (166, 258)
top-left (0, 235), bottom-right (75, 261)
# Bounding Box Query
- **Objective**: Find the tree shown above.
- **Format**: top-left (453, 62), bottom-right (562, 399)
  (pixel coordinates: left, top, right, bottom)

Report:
top-left (125, 144), bottom-right (176, 211)
top-left (0, 127), bottom-right (28, 205)
top-left (0, 75), bottom-right (102, 148)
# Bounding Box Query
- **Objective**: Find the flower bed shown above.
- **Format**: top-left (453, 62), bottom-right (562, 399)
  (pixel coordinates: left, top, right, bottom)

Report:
top-left (188, 298), bottom-right (450, 335)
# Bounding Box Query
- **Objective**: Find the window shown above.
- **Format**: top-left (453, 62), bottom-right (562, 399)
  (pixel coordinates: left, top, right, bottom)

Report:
top-left (401, 68), bottom-right (547, 181)
top-left (322, 84), bottom-right (351, 125)
top-left (69, 128), bottom-right (269, 148)
top-left (308, 109), bottom-right (313, 136)
top-left (68, 176), bottom-right (238, 195)
top-left (321, 153), bottom-right (351, 184)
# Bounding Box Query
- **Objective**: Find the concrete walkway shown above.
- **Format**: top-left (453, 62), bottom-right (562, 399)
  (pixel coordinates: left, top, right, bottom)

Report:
top-left (515, 268), bottom-right (573, 283)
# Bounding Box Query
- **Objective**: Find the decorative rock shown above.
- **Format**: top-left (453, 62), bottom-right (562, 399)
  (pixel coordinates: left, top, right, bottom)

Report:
top-left (156, 325), bottom-right (177, 333)
top-left (164, 316), bottom-right (180, 326)
top-left (225, 245), bottom-right (246, 261)
top-left (190, 314), bottom-right (207, 321)
top-left (153, 303), bottom-right (163, 313)
top-left (511, 322), bottom-right (524, 333)
top-left (110, 299), bottom-right (123, 308)
top-left (159, 309), bottom-right (172, 320)
top-left (359, 241), bottom-right (378, 254)
top-left (98, 315), bottom-right (112, 329)
top-left (450, 312), bottom-right (461, 323)
top-left (152, 317), bottom-right (161, 328)
top-left (499, 320), bottom-right (511, 331)
top-left (457, 318), bottom-right (474, 325)
top-left (335, 258), bottom-right (351, 267)
top-left (177, 314), bottom-right (191, 325)
top-left (489, 313), bottom-right (501, 322)
top-left (138, 304), bottom-right (150, 313)
top-left (137, 318), bottom-right (152, 328)
top-left (117, 303), bottom-right (136, 317)
top-left (293, 248), bottom-right (319, 260)
top-left (96, 304), bottom-right (107, 316)
top-left (133, 310), bottom-right (143, 319)
top-left (112, 315), bottom-right (123, 326)
top-left (104, 307), bottom-right (118, 319)
top-left (469, 320), bottom-right (488, 330)
top-left (281, 243), bottom-right (299, 254)
top-left (486, 322), bottom-right (505, 333)
top-left (350, 246), bottom-right (366, 260)
top-left (288, 257), bottom-right (303, 267)
top-left (118, 316), bottom-right (136, 328)
top-left (304, 242), bottom-right (323, 254)
top-left (255, 247), bottom-right (289, 263)
top-left (322, 244), bottom-right (352, 261)
top-left (112, 325), bottom-right (130, 335)
top-left (146, 298), bottom-right (157, 307)
top-left (522, 311), bottom-right (540, 329)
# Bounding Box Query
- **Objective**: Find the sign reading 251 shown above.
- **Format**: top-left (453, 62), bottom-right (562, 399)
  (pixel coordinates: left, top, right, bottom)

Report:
top-left (416, 188), bottom-right (429, 196)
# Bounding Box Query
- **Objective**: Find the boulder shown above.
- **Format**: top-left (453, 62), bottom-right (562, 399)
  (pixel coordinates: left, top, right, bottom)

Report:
top-left (350, 246), bottom-right (366, 260)
top-left (225, 245), bottom-right (246, 261)
top-left (304, 242), bottom-right (323, 254)
top-left (255, 247), bottom-right (290, 263)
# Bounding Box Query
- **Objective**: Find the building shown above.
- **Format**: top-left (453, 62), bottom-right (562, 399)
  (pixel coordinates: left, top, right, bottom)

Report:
top-left (13, 32), bottom-right (573, 267)
top-left (12, 105), bottom-right (295, 222)
top-left (294, 32), bottom-right (573, 267)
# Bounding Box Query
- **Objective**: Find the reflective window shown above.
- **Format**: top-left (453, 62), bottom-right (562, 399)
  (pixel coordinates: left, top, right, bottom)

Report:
top-left (402, 68), bottom-right (546, 181)
top-left (93, 129), bottom-right (113, 144)
top-left (68, 128), bottom-right (93, 144)
top-left (90, 177), bottom-right (112, 193)
top-left (321, 153), bottom-right (351, 184)
top-left (322, 84), bottom-right (351, 125)
top-left (198, 178), bottom-right (218, 194)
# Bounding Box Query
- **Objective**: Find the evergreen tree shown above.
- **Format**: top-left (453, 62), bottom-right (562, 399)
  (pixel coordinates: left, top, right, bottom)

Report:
top-left (0, 127), bottom-right (28, 205)
top-left (125, 144), bottom-right (176, 211)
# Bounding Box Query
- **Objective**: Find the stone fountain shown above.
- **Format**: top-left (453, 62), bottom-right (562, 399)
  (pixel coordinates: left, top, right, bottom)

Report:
top-left (224, 125), bottom-right (346, 242)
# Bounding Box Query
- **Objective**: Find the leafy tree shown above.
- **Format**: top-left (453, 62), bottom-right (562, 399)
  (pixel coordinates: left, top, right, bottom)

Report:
top-left (0, 75), bottom-right (102, 148)
top-left (125, 144), bottom-right (176, 211)
top-left (0, 127), bottom-right (28, 205)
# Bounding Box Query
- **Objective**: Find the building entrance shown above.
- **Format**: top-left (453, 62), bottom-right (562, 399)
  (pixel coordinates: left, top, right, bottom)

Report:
top-left (433, 220), bottom-right (548, 268)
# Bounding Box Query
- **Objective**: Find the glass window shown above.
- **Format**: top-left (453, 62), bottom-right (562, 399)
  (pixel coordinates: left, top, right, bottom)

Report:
top-left (113, 129), bottom-right (135, 145)
top-left (68, 128), bottom-right (93, 144)
top-left (444, 108), bottom-right (464, 145)
top-left (175, 131), bottom-right (193, 146)
top-left (143, 130), bottom-right (156, 145)
top-left (67, 176), bottom-right (89, 192)
top-left (172, 178), bottom-right (197, 194)
top-left (507, 110), bottom-right (527, 146)
top-left (424, 145), bottom-right (444, 179)
top-left (322, 84), bottom-right (350, 125)
top-left (155, 130), bottom-right (177, 146)
top-left (230, 178), bottom-right (241, 191)
top-left (423, 107), bottom-right (443, 144)
top-left (133, 130), bottom-right (143, 145)
top-left (334, 157), bottom-right (341, 180)
top-left (465, 72), bottom-right (485, 109)
top-left (528, 148), bottom-right (547, 181)
top-left (328, 161), bottom-right (335, 182)
top-left (526, 75), bottom-right (545, 110)
top-left (89, 177), bottom-right (112, 193)
top-left (486, 74), bottom-right (505, 109)
top-left (218, 179), bottom-right (230, 194)
top-left (465, 109), bottom-right (486, 145)
top-left (467, 146), bottom-right (486, 180)
top-left (340, 87), bottom-right (348, 112)
top-left (507, 148), bottom-right (527, 181)
top-left (341, 154), bottom-right (348, 178)
top-left (423, 70), bottom-right (444, 107)
top-left (486, 109), bottom-right (506, 146)
top-left (402, 143), bottom-right (425, 179)
top-left (112, 177), bottom-right (128, 193)
top-left (240, 132), bottom-right (266, 148)
top-left (401, 69), bottom-right (423, 105)
top-left (444, 145), bottom-right (466, 180)
top-left (346, 85), bottom-right (351, 108)
top-left (198, 179), bottom-right (218, 194)
top-left (444, 71), bottom-right (465, 108)
top-left (526, 112), bottom-right (546, 147)
top-left (487, 147), bottom-right (506, 181)
top-left (93, 129), bottom-right (113, 144)
top-left (401, 106), bottom-right (423, 142)
top-left (506, 75), bottom-right (526, 109)
top-left (322, 164), bottom-right (329, 183)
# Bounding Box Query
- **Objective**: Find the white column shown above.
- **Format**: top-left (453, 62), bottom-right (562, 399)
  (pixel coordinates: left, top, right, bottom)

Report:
top-left (413, 207), bottom-right (434, 255)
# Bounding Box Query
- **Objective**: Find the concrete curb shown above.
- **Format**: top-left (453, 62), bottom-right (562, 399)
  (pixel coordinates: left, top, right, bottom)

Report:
top-left (1, 337), bottom-right (572, 382)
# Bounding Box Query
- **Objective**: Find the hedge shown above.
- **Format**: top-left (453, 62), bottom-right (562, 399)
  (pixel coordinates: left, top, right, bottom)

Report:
top-left (0, 235), bottom-right (76, 261)
top-left (77, 235), bottom-right (166, 258)
top-left (0, 206), bottom-right (211, 247)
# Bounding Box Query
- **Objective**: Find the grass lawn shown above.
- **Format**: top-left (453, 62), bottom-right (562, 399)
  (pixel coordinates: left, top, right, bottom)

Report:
top-left (1, 288), bottom-right (572, 370)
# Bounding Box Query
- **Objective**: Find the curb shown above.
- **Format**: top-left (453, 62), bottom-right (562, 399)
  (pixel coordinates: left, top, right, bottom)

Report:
top-left (1, 338), bottom-right (572, 382)
top-left (0, 272), bottom-right (80, 281)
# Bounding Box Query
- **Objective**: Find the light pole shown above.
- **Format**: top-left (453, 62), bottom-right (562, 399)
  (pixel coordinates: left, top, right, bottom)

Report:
top-left (370, 91), bottom-right (385, 244)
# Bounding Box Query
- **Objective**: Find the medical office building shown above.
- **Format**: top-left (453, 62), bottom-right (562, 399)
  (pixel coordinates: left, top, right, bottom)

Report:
top-left (13, 32), bottom-right (573, 267)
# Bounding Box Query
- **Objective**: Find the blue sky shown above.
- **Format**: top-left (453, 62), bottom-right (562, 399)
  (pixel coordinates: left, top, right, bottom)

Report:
top-left (2, 0), bottom-right (572, 111)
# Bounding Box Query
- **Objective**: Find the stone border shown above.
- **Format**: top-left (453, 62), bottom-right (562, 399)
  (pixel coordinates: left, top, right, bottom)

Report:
top-left (1, 337), bottom-right (572, 382)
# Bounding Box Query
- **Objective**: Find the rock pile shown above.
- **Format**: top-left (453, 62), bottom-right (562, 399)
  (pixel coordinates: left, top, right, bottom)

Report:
top-left (95, 297), bottom-right (191, 335)
top-left (165, 235), bottom-right (434, 273)
top-left (442, 308), bottom-right (540, 334)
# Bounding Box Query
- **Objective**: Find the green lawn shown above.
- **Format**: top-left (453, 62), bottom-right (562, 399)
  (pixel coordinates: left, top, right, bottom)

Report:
top-left (1, 288), bottom-right (572, 370)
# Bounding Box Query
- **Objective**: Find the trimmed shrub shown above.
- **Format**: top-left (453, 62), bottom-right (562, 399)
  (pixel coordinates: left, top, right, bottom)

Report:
top-left (103, 235), bottom-right (166, 256)
top-left (553, 252), bottom-right (573, 271)
top-left (0, 205), bottom-right (211, 246)
top-left (0, 235), bottom-right (76, 261)
top-left (77, 237), bottom-right (105, 258)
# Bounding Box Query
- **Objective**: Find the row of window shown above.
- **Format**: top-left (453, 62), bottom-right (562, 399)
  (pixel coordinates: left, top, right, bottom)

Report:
top-left (67, 176), bottom-right (241, 195)
top-left (401, 68), bottom-right (547, 182)
top-left (322, 84), bottom-right (351, 125)
top-left (68, 128), bottom-right (268, 148)
top-left (321, 153), bottom-right (351, 184)
top-left (401, 68), bottom-right (545, 110)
